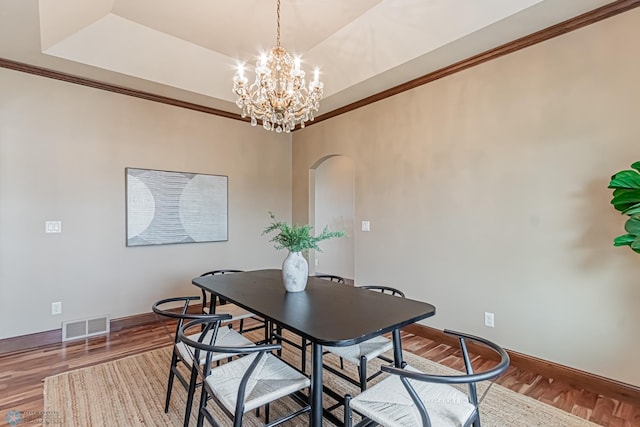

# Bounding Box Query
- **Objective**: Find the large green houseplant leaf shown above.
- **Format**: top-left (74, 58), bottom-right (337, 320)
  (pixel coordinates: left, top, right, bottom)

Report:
top-left (609, 161), bottom-right (640, 253)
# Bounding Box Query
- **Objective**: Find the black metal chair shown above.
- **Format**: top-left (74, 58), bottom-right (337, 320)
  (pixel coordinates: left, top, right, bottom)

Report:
top-left (343, 330), bottom-right (510, 427)
top-left (179, 317), bottom-right (311, 427)
top-left (323, 285), bottom-right (406, 391)
top-left (199, 270), bottom-right (267, 338)
top-left (314, 273), bottom-right (346, 284)
top-left (152, 296), bottom-right (253, 427)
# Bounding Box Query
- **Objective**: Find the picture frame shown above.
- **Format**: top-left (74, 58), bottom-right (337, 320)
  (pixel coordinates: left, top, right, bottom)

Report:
top-left (125, 168), bottom-right (228, 246)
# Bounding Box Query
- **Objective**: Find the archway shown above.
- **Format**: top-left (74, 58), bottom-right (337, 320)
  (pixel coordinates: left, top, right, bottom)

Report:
top-left (309, 155), bottom-right (355, 280)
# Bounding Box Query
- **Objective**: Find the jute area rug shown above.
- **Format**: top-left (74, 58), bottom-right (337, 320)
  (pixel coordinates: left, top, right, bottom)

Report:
top-left (44, 334), bottom-right (600, 426)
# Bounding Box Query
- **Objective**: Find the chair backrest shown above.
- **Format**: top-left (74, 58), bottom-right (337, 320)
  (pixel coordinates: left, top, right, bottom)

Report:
top-left (152, 296), bottom-right (231, 343)
top-left (200, 269), bottom-right (243, 277)
top-left (199, 270), bottom-right (244, 311)
top-left (314, 274), bottom-right (346, 284)
top-left (381, 330), bottom-right (510, 426)
top-left (359, 285), bottom-right (405, 298)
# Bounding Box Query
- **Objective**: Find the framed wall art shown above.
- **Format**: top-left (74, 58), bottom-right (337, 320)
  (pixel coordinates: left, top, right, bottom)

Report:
top-left (125, 168), bottom-right (228, 246)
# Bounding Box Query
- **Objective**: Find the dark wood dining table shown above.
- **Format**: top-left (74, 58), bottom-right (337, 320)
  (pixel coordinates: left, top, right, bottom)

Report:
top-left (192, 269), bottom-right (436, 426)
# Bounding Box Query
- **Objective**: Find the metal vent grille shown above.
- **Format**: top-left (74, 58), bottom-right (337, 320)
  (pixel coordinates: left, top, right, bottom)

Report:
top-left (88, 317), bottom-right (108, 334)
top-left (62, 315), bottom-right (110, 342)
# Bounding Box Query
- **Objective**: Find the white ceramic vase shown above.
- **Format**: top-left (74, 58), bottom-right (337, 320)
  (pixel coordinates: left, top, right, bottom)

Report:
top-left (282, 251), bottom-right (308, 292)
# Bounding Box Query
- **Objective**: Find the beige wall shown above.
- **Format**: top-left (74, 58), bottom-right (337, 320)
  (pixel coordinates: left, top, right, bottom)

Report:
top-left (0, 68), bottom-right (292, 339)
top-left (292, 9), bottom-right (640, 386)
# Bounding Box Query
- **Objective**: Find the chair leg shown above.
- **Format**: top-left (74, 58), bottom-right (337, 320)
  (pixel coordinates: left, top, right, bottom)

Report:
top-left (239, 319), bottom-right (245, 333)
top-left (196, 382), bottom-right (208, 427)
top-left (200, 290), bottom-right (208, 315)
top-left (359, 356), bottom-right (367, 391)
top-left (340, 357), bottom-right (344, 370)
top-left (233, 401), bottom-right (245, 427)
top-left (165, 351), bottom-right (179, 412)
top-left (265, 320), bottom-right (271, 343)
top-left (302, 338), bottom-right (307, 373)
top-left (344, 394), bottom-right (353, 427)
top-left (265, 403), bottom-right (270, 424)
top-left (472, 410), bottom-right (482, 427)
top-left (183, 364), bottom-right (199, 427)
top-left (276, 325), bottom-right (283, 357)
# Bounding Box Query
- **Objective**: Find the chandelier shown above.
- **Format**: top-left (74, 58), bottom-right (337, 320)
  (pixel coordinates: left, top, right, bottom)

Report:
top-left (232, 0), bottom-right (324, 133)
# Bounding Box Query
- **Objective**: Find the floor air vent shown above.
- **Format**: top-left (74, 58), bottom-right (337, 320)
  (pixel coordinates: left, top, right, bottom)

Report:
top-left (62, 315), bottom-right (110, 342)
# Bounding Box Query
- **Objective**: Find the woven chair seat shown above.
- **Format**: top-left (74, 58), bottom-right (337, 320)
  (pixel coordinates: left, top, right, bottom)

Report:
top-left (204, 302), bottom-right (255, 321)
top-left (325, 336), bottom-right (393, 366)
top-left (349, 365), bottom-right (475, 427)
top-left (205, 352), bottom-right (311, 413)
top-left (176, 326), bottom-right (253, 366)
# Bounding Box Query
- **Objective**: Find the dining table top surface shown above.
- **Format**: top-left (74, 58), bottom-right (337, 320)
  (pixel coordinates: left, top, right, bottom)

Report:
top-left (192, 269), bottom-right (436, 347)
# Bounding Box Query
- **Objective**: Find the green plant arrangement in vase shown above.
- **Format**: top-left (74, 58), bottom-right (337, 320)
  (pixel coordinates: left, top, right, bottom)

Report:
top-left (608, 161), bottom-right (640, 253)
top-left (263, 212), bottom-right (344, 292)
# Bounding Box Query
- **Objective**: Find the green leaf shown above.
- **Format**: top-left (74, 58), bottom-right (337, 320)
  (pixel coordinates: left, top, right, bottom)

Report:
top-left (262, 212), bottom-right (344, 253)
top-left (624, 215), bottom-right (640, 235)
top-left (611, 189), bottom-right (640, 212)
top-left (613, 234), bottom-right (635, 246)
top-left (610, 163), bottom-right (640, 254)
top-left (612, 188), bottom-right (638, 197)
top-left (609, 170), bottom-right (640, 189)
top-left (621, 202), bottom-right (640, 215)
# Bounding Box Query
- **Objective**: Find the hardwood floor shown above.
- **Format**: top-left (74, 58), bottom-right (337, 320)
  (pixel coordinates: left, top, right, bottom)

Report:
top-left (1, 319), bottom-right (639, 426)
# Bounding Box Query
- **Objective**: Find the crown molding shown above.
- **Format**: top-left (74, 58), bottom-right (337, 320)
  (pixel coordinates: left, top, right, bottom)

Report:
top-left (1, 0), bottom-right (639, 127)
top-left (0, 57), bottom-right (248, 123)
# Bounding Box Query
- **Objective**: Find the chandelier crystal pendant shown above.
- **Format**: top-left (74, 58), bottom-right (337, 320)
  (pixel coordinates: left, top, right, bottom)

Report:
top-left (233, 0), bottom-right (324, 133)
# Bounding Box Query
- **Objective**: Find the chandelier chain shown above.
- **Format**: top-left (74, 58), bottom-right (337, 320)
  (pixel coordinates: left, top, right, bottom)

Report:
top-left (276, 0), bottom-right (281, 47)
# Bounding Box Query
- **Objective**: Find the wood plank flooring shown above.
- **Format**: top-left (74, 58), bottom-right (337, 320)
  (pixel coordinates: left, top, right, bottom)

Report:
top-left (1, 319), bottom-right (639, 426)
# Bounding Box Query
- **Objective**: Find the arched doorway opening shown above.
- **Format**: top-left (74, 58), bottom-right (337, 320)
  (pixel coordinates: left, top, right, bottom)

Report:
top-left (309, 155), bottom-right (355, 280)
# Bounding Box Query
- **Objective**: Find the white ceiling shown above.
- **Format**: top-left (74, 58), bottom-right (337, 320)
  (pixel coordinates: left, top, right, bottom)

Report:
top-left (0, 0), bottom-right (618, 118)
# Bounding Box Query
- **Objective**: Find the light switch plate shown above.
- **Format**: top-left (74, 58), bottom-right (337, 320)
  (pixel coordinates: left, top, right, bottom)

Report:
top-left (484, 312), bottom-right (495, 328)
top-left (51, 301), bottom-right (62, 315)
top-left (45, 220), bottom-right (62, 233)
top-left (361, 221), bottom-right (370, 232)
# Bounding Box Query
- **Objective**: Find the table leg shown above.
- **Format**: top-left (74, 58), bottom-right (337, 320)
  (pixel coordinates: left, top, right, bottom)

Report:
top-left (310, 342), bottom-right (323, 426)
top-left (392, 329), bottom-right (404, 367)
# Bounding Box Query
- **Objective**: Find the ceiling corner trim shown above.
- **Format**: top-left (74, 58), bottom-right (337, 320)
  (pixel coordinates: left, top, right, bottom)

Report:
top-left (0, 57), bottom-right (247, 122)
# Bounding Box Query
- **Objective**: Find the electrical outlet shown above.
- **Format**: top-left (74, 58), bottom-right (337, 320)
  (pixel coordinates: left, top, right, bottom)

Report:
top-left (51, 301), bottom-right (62, 315)
top-left (484, 312), bottom-right (494, 328)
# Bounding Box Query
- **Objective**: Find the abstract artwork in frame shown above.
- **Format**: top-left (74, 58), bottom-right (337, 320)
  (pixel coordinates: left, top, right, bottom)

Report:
top-left (126, 168), bottom-right (228, 246)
